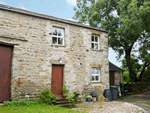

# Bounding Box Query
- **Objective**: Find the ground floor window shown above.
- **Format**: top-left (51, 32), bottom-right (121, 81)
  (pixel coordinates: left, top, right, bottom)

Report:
top-left (92, 68), bottom-right (100, 82)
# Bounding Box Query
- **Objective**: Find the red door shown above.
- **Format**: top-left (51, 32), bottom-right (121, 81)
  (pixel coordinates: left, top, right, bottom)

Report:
top-left (109, 71), bottom-right (115, 85)
top-left (51, 65), bottom-right (63, 95)
top-left (0, 45), bottom-right (12, 102)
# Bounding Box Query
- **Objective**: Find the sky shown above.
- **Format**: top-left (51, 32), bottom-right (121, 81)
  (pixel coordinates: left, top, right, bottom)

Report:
top-left (0, 0), bottom-right (122, 67)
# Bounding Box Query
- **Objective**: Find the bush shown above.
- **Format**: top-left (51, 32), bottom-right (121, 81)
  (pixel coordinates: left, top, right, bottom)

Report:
top-left (74, 92), bottom-right (80, 102)
top-left (3, 99), bottom-right (39, 106)
top-left (39, 89), bottom-right (56, 105)
top-left (67, 91), bottom-right (75, 102)
top-left (61, 86), bottom-right (69, 94)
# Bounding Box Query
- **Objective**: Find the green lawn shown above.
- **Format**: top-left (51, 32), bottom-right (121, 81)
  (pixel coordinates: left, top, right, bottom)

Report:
top-left (146, 102), bottom-right (150, 106)
top-left (0, 104), bottom-right (84, 113)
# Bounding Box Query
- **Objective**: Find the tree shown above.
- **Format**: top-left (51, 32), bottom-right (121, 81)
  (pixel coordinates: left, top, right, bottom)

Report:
top-left (142, 66), bottom-right (150, 83)
top-left (73, 0), bottom-right (150, 82)
top-left (121, 54), bottom-right (142, 83)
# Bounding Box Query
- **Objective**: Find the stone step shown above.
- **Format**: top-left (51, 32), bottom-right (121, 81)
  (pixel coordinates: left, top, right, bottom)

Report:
top-left (0, 103), bottom-right (3, 106)
top-left (56, 101), bottom-right (72, 104)
top-left (58, 103), bottom-right (74, 107)
top-left (56, 96), bottom-right (68, 101)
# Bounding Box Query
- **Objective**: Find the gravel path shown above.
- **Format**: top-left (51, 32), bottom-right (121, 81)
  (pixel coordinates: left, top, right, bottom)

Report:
top-left (116, 95), bottom-right (150, 112)
top-left (72, 101), bottom-right (147, 113)
top-left (132, 103), bottom-right (150, 113)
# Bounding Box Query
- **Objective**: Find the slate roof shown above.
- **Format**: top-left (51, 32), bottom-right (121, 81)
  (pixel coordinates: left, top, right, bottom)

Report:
top-left (0, 4), bottom-right (108, 33)
top-left (109, 62), bottom-right (124, 72)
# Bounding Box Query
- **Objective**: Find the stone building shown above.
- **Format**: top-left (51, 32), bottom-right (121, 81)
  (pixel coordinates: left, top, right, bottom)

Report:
top-left (0, 4), bottom-right (109, 102)
top-left (109, 62), bottom-right (124, 86)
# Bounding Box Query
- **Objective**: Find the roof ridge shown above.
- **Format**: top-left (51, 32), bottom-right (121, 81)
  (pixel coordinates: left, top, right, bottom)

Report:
top-left (0, 4), bottom-right (108, 33)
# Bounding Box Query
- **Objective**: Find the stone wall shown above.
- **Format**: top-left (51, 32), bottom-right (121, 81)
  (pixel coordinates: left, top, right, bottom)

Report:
top-left (114, 71), bottom-right (122, 86)
top-left (0, 9), bottom-right (109, 100)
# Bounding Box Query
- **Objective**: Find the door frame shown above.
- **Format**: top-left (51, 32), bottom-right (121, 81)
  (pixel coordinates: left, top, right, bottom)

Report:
top-left (0, 42), bottom-right (15, 102)
top-left (51, 64), bottom-right (64, 95)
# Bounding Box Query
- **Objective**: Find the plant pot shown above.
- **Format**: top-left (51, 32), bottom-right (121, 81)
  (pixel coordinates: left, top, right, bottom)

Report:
top-left (87, 99), bottom-right (92, 102)
top-left (90, 91), bottom-right (98, 97)
top-left (63, 94), bottom-right (67, 97)
top-left (92, 97), bottom-right (96, 101)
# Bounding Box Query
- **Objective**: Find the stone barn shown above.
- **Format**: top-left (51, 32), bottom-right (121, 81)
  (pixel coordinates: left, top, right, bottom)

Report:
top-left (109, 62), bottom-right (124, 86)
top-left (0, 4), bottom-right (109, 102)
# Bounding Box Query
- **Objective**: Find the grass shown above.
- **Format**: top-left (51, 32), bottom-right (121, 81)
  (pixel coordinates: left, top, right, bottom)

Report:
top-left (0, 104), bottom-right (84, 113)
top-left (98, 105), bottom-right (102, 108)
top-left (146, 102), bottom-right (150, 106)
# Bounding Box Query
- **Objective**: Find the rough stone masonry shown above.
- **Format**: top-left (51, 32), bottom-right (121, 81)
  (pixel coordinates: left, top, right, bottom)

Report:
top-left (0, 5), bottom-right (109, 100)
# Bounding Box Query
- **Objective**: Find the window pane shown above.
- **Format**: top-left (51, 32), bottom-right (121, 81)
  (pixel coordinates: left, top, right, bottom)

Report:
top-left (92, 76), bottom-right (94, 81)
top-left (52, 37), bottom-right (57, 44)
top-left (92, 36), bottom-right (94, 41)
top-left (95, 36), bottom-right (98, 42)
top-left (92, 68), bottom-right (95, 74)
top-left (92, 43), bottom-right (94, 49)
top-left (92, 68), bottom-right (99, 74)
top-left (58, 28), bottom-right (64, 36)
top-left (53, 28), bottom-right (57, 35)
top-left (94, 43), bottom-right (98, 49)
top-left (95, 68), bottom-right (99, 74)
top-left (58, 38), bottom-right (63, 45)
top-left (96, 76), bottom-right (99, 81)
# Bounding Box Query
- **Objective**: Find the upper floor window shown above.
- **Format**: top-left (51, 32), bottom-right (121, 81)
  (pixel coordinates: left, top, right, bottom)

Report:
top-left (52, 27), bottom-right (64, 45)
top-left (91, 35), bottom-right (99, 50)
top-left (92, 68), bottom-right (100, 82)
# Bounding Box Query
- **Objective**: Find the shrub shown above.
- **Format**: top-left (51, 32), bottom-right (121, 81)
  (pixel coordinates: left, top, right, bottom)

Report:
top-left (67, 91), bottom-right (75, 102)
top-left (3, 99), bottom-right (39, 106)
top-left (39, 89), bottom-right (56, 105)
top-left (61, 86), bottom-right (69, 94)
top-left (73, 92), bottom-right (80, 102)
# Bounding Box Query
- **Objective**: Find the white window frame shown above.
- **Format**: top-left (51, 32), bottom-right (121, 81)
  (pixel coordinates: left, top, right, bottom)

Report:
top-left (91, 35), bottom-right (99, 50)
top-left (52, 27), bottom-right (64, 45)
top-left (92, 68), bottom-right (100, 82)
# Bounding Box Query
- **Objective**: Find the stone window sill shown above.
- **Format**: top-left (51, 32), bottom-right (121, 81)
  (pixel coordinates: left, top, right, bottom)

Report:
top-left (51, 44), bottom-right (66, 47)
top-left (91, 81), bottom-right (101, 83)
top-left (91, 49), bottom-right (103, 52)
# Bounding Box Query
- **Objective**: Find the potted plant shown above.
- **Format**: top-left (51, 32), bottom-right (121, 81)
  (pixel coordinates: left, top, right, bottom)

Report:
top-left (90, 91), bottom-right (98, 97)
top-left (67, 91), bottom-right (75, 102)
top-left (86, 95), bottom-right (92, 102)
top-left (61, 86), bottom-right (69, 97)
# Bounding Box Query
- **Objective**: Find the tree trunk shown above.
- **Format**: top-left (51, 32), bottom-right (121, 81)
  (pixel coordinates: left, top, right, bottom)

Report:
top-left (125, 50), bottom-right (137, 83)
top-left (138, 61), bottom-right (149, 82)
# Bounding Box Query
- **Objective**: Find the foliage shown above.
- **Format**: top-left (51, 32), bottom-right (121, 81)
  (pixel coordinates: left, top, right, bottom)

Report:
top-left (39, 89), bottom-right (56, 105)
top-left (121, 54), bottom-right (142, 82)
top-left (67, 91), bottom-right (75, 102)
top-left (146, 102), bottom-right (150, 106)
top-left (74, 92), bottom-right (80, 102)
top-left (73, 0), bottom-right (150, 82)
top-left (0, 104), bottom-right (84, 113)
top-left (61, 86), bottom-right (69, 94)
top-left (98, 105), bottom-right (103, 108)
top-left (3, 99), bottom-right (39, 106)
top-left (86, 95), bottom-right (92, 100)
top-left (142, 66), bottom-right (150, 83)
top-left (123, 82), bottom-right (131, 84)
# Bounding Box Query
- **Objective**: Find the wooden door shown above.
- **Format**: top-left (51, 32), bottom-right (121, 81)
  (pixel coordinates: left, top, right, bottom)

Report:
top-left (51, 65), bottom-right (63, 95)
top-left (0, 45), bottom-right (12, 102)
top-left (109, 71), bottom-right (115, 85)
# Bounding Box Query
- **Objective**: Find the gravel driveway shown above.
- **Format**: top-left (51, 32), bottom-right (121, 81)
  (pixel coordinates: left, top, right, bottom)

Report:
top-left (116, 95), bottom-right (150, 113)
top-left (71, 101), bottom-right (147, 113)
